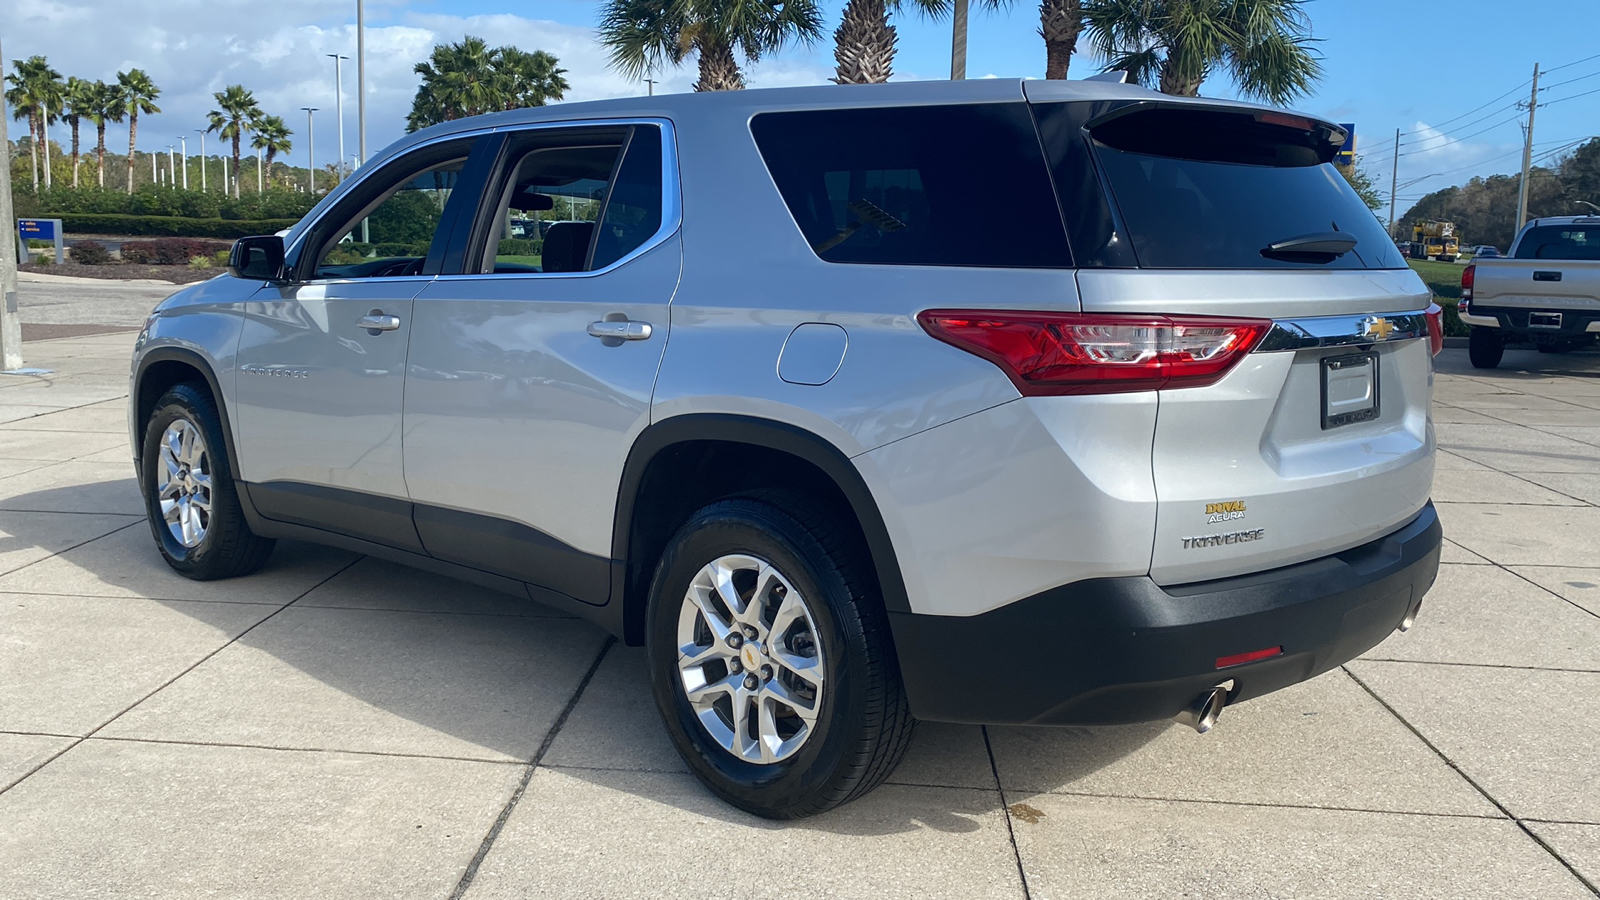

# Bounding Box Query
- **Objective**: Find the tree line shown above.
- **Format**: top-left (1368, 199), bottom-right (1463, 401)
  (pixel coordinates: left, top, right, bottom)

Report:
top-left (1398, 139), bottom-right (1600, 251)
top-left (6, 57), bottom-right (294, 198)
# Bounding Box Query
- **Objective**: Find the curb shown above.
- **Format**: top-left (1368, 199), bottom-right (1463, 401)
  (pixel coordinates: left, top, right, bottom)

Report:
top-left (17, 271), bottom-right (181, 287)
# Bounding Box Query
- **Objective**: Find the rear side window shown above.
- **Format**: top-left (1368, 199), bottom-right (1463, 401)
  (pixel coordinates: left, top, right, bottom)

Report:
top-left (1065, 106), bottom-right (1403, 270)
top-left (751, 104), bottom-right (1072, 268)
top-left (1514, 224), bottom-right (1600, 260)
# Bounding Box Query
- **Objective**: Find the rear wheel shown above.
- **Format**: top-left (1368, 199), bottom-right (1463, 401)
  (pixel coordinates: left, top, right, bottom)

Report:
top-left (1469, 326), bottom-right (1504, 369)
top-left (140, 383), bottom-right (275, 580)
top-left (645, 494), bottom-right (913, 819)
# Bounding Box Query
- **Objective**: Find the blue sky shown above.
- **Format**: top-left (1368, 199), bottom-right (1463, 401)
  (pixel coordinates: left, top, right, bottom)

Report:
top-left (9, 0), bottom-right (1600, 219)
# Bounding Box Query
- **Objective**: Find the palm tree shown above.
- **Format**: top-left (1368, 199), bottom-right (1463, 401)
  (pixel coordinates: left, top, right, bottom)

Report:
top-left (495, 47), bottom-right (570, 109)
top-left (206, 85), bottom-right (263, 198)
top-left (5, 56), bottom-right (64, 191)
top-left (407, 39), bottom-right (571, 131)
top-left (1039, 0), bottom-right (1084, 78)
top-left (831, 0), bottom-right (947, 84)
top-left (599, 0), bottom-right (825, 92)
top-left (84, 80), bottom-right (125, 188)
top-left (118, 69), bottom-right (161, 194)
top-left (408, 36), bottom-right (498, 130)
top-left (63, 76), bottom-right (95, 187)
top-left (1082, 0), bottom-right (1321, 104)
top-left (249, 115), bottom-right (292, 189)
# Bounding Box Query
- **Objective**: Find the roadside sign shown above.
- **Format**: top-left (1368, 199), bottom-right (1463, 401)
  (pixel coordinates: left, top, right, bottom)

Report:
top-left (16, 218), bottom-right (64, 265)
top-left (1335, 123), bottom-right (1357, 168)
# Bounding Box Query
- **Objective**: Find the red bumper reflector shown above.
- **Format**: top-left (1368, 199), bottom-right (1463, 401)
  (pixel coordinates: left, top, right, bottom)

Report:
top-left (1216, 646), bottom-right (1283, 669)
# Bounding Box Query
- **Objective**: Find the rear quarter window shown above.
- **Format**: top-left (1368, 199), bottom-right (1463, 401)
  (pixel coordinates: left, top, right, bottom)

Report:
top-left (1052, 105), bottom-right (1404, 270)
top-left (750, 104), bottom-right (1072, 268)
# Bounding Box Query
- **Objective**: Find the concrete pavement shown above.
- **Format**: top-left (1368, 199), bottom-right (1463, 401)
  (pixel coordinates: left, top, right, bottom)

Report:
top-left (0, 286), bottom-right (1597, 897)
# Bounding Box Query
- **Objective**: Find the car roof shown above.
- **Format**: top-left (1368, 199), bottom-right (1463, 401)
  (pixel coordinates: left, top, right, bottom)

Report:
top-left (390, 78), bottom-right (1334, 164)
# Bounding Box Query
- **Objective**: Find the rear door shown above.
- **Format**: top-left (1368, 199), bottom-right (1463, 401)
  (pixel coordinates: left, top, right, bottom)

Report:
top-left (1032, 98), bottom-right (1435, 585)
top-left (401, 120), bottom-right (680, 606)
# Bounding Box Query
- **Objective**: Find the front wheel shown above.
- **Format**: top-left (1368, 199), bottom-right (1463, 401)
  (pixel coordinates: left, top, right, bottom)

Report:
top-left (140, 383), bottom-right (276, 579)
top-left (645, 495), bottom-right (914, 819)
top-left (1468, 326), bottom-right (1504, 369)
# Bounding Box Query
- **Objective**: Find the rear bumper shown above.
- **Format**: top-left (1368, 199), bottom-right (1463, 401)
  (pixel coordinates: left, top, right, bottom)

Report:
top-left (890, 503), bottom-right (1441, 726)
top-left (1464, 304), bottom-right (1600, 337)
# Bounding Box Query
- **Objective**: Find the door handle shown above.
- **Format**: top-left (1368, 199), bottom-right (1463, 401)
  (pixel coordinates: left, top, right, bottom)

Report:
top-left (587, 319), bottom-right (653, 341)
top-left (357, 312), bottom-right (402, 334)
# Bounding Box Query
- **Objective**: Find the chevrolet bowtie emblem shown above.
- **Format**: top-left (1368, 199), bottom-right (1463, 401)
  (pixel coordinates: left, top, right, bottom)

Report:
top-left (1361, 316), bottom-right (1395, 341)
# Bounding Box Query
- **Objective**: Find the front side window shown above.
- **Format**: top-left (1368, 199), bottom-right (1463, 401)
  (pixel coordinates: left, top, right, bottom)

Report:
top-left (751, 104), bottom-right (1072, 268)
top-left (312, 156), bottom-right (468, 279)
top-left (475, 124), bottom-right (666, 275)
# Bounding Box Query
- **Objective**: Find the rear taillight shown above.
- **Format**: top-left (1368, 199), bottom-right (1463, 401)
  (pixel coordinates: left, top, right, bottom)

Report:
top-left (917, 310), bottom-right (1270, 395)
top-left (1425, 303), bottom-right (1444, 356)
top-left (1461, 264), bottom-right (1474, 301)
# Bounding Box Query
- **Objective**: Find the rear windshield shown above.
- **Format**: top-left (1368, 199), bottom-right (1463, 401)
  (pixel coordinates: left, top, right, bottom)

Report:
top-left (1514, 224), bottom-right (1600, 260)
top-left (751, 104), bottom-right (1071, 268)
top-left (1074, 107), bottom-right (1404, 270)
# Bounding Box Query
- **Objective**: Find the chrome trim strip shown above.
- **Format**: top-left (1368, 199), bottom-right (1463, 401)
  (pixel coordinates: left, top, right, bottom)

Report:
top-left (1458, 311), bottom-right (1499, 327)
top-left (1255, 309), bottom-right (1431, 352)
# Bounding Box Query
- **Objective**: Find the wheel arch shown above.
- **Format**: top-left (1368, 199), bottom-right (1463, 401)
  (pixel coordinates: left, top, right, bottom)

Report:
top-left (134, 348), bottom-right (238, 484)
top-left (611, 414), bottom-right (911, 646)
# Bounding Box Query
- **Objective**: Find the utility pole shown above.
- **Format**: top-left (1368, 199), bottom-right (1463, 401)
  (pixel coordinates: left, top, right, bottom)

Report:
top-left (950, 0), bottom-right (968, 80)
top-left (1387, 128), bottom-right (1401, 238)
top-left (0, 37), bottom-right (24, 371)
top-left (1516, 62), bottom-right (1541, 231)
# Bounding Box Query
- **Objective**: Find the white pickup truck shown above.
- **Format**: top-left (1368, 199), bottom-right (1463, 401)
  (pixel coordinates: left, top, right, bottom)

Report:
top-left (1459, 215), bottom-right (1600, 368)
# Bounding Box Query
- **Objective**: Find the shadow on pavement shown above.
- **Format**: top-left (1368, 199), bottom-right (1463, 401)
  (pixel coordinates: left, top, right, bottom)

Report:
top-left (0, 481), bottom-right (1162, 833)
top-left (1436, 344), bottom-right (1600, 379)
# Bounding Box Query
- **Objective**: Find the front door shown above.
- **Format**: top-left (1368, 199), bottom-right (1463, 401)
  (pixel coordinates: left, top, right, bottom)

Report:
top-left (402, 121), bottom-right (680, 604)
top-left (234, 142), bottom-right (477, 551)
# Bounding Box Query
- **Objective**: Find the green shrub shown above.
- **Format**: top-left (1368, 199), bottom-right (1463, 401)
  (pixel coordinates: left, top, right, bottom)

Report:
top-left (40, 213), bottom-right (298, 239)
top-left (68, 240), bottom-right (112, 265)
top-left (15, 185), bottom-right (316, 221)
top-left (497, 239), bottom-right (541, 257)
top-left (188, 256), bottom-right (216, 269)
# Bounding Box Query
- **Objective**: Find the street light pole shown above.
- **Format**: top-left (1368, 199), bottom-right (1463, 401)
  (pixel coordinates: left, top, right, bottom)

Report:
top-left (167, 145), bottom-right (175, 189)
top-left (196, 130), bottom-right (207, 192)
top-left (257, 147), bottom-right (264, 193)
top-left (328, 54), bottom-right (348, 178)
top-left (41, 98), bottom-right (52, 188)
top-left (177, 136), bottom-right (188, 190)
top-left (356, 0), bottom-right (367, 169)
top-left (302, 107), bottom-right (318, 194)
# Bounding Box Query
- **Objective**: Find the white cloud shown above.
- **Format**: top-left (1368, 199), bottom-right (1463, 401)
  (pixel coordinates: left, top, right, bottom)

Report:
top-left (5, 1), bottom-right (835, 171)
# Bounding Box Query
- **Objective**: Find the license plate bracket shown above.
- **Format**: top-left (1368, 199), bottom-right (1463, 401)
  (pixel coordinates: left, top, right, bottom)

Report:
top-left (1322, 352), bottom-right (1379, 430)
top-left (1528, 311), bottom-right (1563, 329)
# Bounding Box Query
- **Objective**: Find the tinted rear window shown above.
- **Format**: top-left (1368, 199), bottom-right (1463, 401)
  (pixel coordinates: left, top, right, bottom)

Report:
top-left (1075, 107), bottom-right (1403, 270)
top-left (1514, 225), bottom-right (1600, 260)
top-left (751, 104), bottom-right (1071, 268)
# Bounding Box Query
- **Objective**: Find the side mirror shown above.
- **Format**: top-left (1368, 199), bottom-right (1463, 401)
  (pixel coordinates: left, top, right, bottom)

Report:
top-left (228, 235), bottom-right (286, 281)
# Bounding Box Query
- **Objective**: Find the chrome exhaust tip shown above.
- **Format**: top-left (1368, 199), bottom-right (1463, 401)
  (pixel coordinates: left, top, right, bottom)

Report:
top-left (1398, 598), bottom-right (1423, 633)
top-left (1175, 685), bottom-right (1229, 734)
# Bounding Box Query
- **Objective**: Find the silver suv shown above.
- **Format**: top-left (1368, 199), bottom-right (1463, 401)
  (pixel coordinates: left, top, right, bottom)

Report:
top-left (130, 79), bottom-right (1444, 818)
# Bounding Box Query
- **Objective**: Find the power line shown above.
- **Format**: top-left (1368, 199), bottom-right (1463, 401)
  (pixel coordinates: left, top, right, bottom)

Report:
top-left (1545, 51), bottom-right (1600, 74)
top-left (1540, 85), bottom-right (1600, 108)
top-left (1397, 79), bottom-right (1530, 136)
top-left (1539, 67), bottom-right (1600, 93)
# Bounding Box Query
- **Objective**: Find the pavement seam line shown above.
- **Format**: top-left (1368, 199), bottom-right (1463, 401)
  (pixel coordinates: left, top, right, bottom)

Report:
top-left (80, 734), bottom-right (530, 766)
top-left (1038, 787), bottom-right (1506, 822)
top-left (1342, 664), bottom-right (1600, 897)
top-left (982, 726), bottom-right (1035, 900)
top-left (0, 553), bottom-right (363, 799)
top-left (0, 518), bottom-right (144, 580)
top-left (447, 634), bottom-right (616, 900)
top-left (1360, 657), bottom-right (1600, 674)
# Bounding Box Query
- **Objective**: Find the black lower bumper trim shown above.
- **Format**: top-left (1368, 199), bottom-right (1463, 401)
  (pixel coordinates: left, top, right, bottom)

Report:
top-left (1472, 305), bottom-right (1600, 339)
top-left (890, 503), bottom-right (1442, 726)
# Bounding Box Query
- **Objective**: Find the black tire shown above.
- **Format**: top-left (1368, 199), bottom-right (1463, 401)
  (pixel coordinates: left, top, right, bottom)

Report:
top-left (140, 382), bottom-right (275, 580)
top-left (1468, 326), bottom-right (1504, 369)
top-left (645, 493), bottom-right (914, 819)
